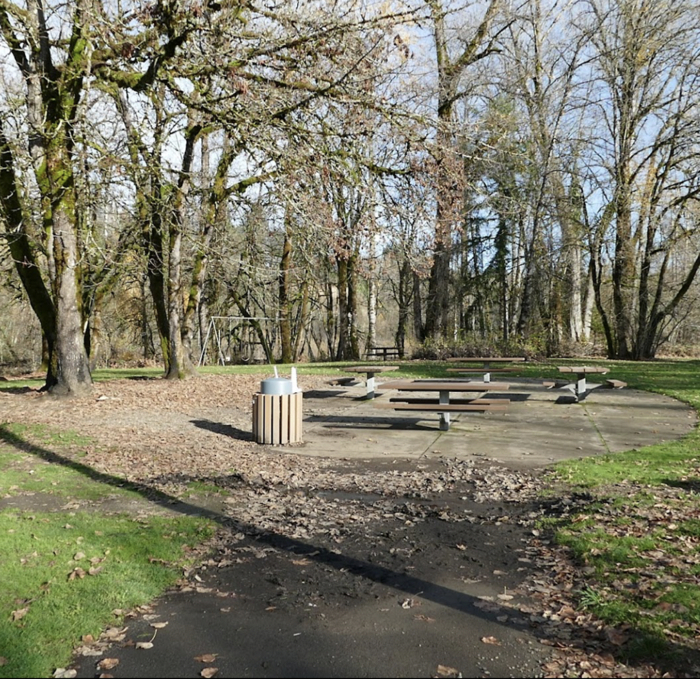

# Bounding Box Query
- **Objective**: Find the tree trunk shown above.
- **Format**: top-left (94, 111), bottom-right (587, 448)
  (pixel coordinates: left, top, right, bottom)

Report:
top-left (279, 228), bottom-right (293, 364)
top-left (336, 257), bottom-right (349, 359)
top-left (395, 259), bottom-right (411, 356)
top-left (367, 234), bottom-right (377, 354)
top-left (611, 183), bottom-right (635, 358)
top-left (347, 251), bottom-right (360, 360)
top-left (412, 272), bottom-right (424, 342)
top-left (50, 207), bottom-right (93, 395)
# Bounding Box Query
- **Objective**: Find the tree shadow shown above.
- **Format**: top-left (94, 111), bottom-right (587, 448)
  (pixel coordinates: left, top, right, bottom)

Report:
top-left (190, 418), bottom-right (252, 441)
top-left (0, 386), bottom-right (40, 395)
top-left (305, 413), bottom-right (437, 431)
top-left (302, 389), bottom-right (352, 399)
top-left (662, 477), bottom-right (700, 493)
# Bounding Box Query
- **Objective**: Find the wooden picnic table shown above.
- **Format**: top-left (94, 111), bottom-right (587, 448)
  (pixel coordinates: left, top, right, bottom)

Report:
top-left (557, 366), bottom-right (609, 401)
top-left (446, 357), bottom-right (526, 383)
top-left (344, 365), bottom-right (400, 399)
top-left (377, 379), bottom-right (510, 431)
top-left (366, 346), bottom-right (401, 361)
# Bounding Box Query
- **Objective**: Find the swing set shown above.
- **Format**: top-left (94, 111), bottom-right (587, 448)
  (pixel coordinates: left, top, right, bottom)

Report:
top-left (198, 316), bottom-right (275, 366)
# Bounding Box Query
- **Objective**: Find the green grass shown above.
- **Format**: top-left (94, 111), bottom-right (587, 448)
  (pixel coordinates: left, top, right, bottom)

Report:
top-left (0, 424), bottom-right (146, 502)
top-left (0, 423), bottom-right (215, 678)
top-left (537, 357), bottom-right (700, 664)
top-left (0, 511), bottom-right (213, 678)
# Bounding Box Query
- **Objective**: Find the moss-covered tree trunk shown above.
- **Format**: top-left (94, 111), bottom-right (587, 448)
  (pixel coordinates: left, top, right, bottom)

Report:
top-left (0, 0), bottom-right (93, 395)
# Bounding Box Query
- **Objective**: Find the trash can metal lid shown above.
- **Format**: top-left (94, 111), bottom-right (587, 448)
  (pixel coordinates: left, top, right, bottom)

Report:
top-left (260, 377), bottom-right (294, 395)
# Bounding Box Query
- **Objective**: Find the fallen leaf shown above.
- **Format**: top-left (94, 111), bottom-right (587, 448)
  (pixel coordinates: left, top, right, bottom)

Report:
top-left (413, 614), bottom-right (435, 623)
top-left (200, 668), bottom-right (219, 678)
top-left (150, 622), bottom-right (168, 629)
top-left (606, 628), bottom-right (629, 646)
top-left (195, 654), bottom-right (218, 663)
top-left (0, 657), bottom-right (6, 666)
top-left (11, 607), bottom-right (29, 622)
top-left (135, 642), bottom-right (153, 650)
top-left (52, 669), bottom-right (77, 678)
top-left (481, 636), bottom-right (501, 646)
top-left (102, 627), bottom-right (128, 639)
top-left (97, 658), bottom-right (119, 671)
top-left (436, 665), bottom-right (461, 678)
top-left (68, 567), bottom-right (86, 580)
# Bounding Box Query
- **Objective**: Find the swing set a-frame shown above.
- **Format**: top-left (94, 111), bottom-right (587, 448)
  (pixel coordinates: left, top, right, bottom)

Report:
top-left (198, 316), bottom-right (275, 366)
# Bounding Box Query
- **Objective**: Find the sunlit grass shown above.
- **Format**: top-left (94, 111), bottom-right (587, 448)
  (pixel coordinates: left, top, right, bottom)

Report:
top-left (540, 357), bottom-right (700, 662)
top-left (0, 511), bottom-right (213, 679)
top-left (0, 424), bottom-right (215, 678)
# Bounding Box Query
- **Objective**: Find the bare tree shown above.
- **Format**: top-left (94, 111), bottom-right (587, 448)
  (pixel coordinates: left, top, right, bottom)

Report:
top-left (581, 0), bottom-right (700, 358)
top-left (423, 0), bottom-right (505, 340)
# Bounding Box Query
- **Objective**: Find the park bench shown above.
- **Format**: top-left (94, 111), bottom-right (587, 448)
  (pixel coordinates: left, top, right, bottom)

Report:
top-left (366, 346), bottom-right (401, 361)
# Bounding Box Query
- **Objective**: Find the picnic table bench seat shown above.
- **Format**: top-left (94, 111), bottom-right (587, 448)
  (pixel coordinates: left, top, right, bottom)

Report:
top-left (444, 358), bottom-right (524, 382)
top-left (375, 401), bottom-right (508, 413)
top-left (343, 365), bottom-right (400, 398)
top-left (606, 379), bottom-right (627, 389)
top-left (389, 396), bottom-right (509, 406)
top-left (445, 357), bottom-right (525, 363)
top-left (543, 380), bottom-right (569, 389)
top-left (446, 367), bottom-right (518, 373)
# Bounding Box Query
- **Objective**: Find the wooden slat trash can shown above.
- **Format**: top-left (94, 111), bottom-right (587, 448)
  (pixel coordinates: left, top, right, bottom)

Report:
top-left (252, 391), bottom-right (303, 445)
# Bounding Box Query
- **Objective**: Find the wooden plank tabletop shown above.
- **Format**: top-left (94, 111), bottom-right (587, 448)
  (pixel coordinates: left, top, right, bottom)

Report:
top-left (558, 366), bottom-right (609, 374)
top-left (379, 380), bottom-right (508, 391)
top-left (445, 357), bottom-right (525, 363)
top-left (344, 365), bottom-right (400, 373)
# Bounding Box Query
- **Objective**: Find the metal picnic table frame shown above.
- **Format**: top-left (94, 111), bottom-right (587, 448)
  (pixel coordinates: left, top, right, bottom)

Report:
top-left (343, 365), bottom-right (400, 399)
top-left (557, 366), bottom-right (609, 401)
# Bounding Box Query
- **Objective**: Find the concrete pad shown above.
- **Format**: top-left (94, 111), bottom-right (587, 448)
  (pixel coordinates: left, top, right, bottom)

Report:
top-left (296, 379), bottom-right (697, 469)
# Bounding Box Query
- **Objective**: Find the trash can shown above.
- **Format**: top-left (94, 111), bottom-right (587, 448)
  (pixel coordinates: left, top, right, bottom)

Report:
top-left (252, 378), bottom-right (302, 444)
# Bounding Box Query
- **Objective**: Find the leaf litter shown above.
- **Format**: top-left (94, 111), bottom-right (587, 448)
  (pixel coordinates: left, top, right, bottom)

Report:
top-left (2, 373), bottom-right (698, 678)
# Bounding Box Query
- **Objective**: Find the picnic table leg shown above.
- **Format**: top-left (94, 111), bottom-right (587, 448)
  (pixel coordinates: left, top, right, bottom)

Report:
top-left (576, 374), bottom-right (586, 400)
top-left (438, 390), bottom-right (450, 431)
top-left (365, 372), bottom-right (376, 399)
